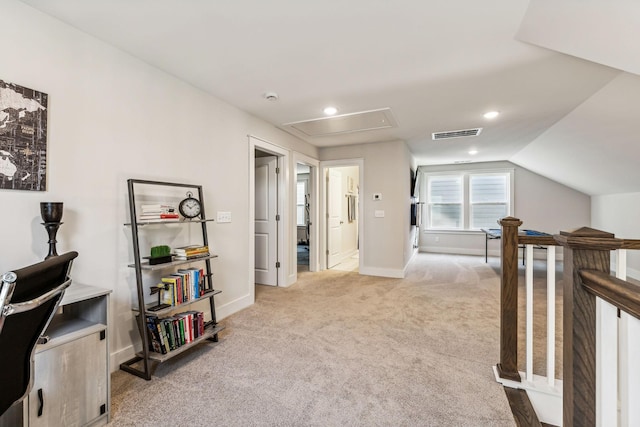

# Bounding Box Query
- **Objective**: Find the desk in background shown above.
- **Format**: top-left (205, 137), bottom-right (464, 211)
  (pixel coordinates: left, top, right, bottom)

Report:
top-left (481, 228), bottom-right (551, 263)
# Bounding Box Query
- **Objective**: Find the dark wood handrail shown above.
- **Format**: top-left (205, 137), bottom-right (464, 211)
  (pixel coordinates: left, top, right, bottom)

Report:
top-left (620, 239), bottom-right (640, 250)
top-left (579, 270), bottom-right (640, 320)
top-left (517, 235), bottom-right (557, 246)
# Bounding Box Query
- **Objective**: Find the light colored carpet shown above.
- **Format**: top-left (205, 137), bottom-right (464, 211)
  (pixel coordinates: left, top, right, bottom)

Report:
top-left (109, 253), bottom-right (517, 426)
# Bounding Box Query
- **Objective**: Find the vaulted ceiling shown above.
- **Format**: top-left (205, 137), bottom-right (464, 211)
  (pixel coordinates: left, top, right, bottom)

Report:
top-left (20, 0), bottom-right (639, 196)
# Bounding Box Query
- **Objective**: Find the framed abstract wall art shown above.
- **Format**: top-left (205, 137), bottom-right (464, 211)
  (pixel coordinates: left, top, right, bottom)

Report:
top-left (0, 79), bottom-right (48, 191)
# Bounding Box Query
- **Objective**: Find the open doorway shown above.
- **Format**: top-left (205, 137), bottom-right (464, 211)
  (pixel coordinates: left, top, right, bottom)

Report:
top-left (292, 153), bottom-right (319, 281)
top-left (325, 165), bottom-right (360, 273)
top-left (249, 135), bottom-right (290, 297)
top-left (296, 163), bottom-right (311, 272)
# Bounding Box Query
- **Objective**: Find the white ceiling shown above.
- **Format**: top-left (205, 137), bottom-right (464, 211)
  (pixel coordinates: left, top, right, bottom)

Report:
top-left (19, 0), bottom-right (638, 195)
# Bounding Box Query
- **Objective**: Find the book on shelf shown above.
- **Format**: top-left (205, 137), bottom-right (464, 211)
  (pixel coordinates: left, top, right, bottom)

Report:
top-left (140, 203), bottom-right (176, 212)
top-left (155, 266), bottom-right (208, 310)
top-left (161, 276), bottom-right (180, 305)
top-left (144, 310), bottom-right (205, 354)
top-left (145, 317), bottom-right (167, 354)
top-left (138, 203), bottom-right (178, 221)
top-left (139, 213), bottom-right (179, 220)
top-left (174, 244), bottom-right (209, 255)
top-left (174, 252), bottom-right (211, 261)
top-left (177, 268), bottom-right (199, 300)
top-left (141, 203), bottom-right (175, 211)
top-left (163, 319), bottom-right (176, 351)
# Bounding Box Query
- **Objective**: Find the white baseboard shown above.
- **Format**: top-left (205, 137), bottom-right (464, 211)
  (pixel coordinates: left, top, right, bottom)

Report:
top-left (215, 293), bottom-right (254, 321)
top-left (403, 248), bottom-right (419, 276)
top-left (420, 246), bottom-right (490, 257)
top-left (359, 265), bottom-right (405, 278)
top-left (285, 272), bottom-right (296, 287)
top-left (111, 345), bottom-right (136, 373)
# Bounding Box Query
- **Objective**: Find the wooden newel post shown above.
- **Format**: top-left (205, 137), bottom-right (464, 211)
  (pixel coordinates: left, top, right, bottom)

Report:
top-left (497, 216), bottom-right (522, 382)
top-left (555, 227), bottom-right (622, 427)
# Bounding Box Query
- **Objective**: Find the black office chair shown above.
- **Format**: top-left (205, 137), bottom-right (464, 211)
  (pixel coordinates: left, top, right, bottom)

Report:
top-left (0, 251), bottom-right (78, 417)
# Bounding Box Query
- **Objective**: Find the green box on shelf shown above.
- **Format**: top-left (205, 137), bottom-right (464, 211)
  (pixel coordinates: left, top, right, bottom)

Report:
top-left (147, 245), bottom-right (172, 265)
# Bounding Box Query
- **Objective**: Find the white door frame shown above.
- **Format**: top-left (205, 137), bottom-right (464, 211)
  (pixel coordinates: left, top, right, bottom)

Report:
top-left (292, 153), bottom-right (319, 282)
top-left (248, 136), bottom-right (289, 297)
top-left (319, 158), bottom-right (364, 272)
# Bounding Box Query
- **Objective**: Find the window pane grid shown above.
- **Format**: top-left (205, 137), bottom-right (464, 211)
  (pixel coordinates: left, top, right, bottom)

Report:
top-left (471, 204), bottom-right (508, 229)
top-left (428, 177), bottom-right (462, 203)
top-left (470, 175), bottom-right (507, 203)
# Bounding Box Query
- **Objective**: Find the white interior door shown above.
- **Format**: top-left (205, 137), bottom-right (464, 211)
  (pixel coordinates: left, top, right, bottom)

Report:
top-left (327, 168), bottom-right (343, 268)
top-left (255, 156), bottom-right (278, 286)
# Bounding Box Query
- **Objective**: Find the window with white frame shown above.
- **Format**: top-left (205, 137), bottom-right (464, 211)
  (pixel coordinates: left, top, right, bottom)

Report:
top-left (296, 180), bottom-right (307, 226)
top-left (427, 175), bottom-right (463, 229)
top-left (469, 174), bottom-right (509, 229)
top-left (425, 170), bottom-right (512, 230)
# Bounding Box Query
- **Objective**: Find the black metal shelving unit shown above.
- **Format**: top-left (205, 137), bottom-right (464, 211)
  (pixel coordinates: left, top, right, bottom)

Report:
top-left (120, 179), bottom-right (223, 380)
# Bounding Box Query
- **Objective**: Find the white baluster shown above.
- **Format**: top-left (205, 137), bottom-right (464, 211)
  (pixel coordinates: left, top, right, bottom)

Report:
top-left (546, 245), bottom-right (556, 387)
top-left (526, 244), bottom-right (534, 382)
top-left (617, 249), bottom-right (627, 426)
top-left (596, 297), bottom-right (618, 427)
top-left (620, 312), bottom-right (640, 427)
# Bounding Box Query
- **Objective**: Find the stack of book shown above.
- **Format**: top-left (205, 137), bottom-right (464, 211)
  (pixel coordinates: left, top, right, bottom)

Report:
top-left (157, 267), bottom-right (206, 306)
top-left (174, 245), bottom-right (210, 260)
top-left (145, 311), bottom-right (205, 354)
top-left (138, 204), bottom-right (179, 221)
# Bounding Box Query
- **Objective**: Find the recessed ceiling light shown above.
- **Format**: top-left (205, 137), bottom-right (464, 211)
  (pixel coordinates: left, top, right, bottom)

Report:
top-left (323, 106), bottom-right (338, 116)
top-left (469, 149), bottom-right (478, 155)
top-left (483, 111), bottom-right (499, 119)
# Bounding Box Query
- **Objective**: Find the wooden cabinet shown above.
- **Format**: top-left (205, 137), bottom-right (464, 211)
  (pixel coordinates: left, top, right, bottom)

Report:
top-left (29, 331), bottom-right (107, 426)
top-left (0, 284), bottom-right (111, 427)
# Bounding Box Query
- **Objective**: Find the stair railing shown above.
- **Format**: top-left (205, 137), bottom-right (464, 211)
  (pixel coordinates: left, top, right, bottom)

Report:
top-left (496, 218), bottom-right (640, 426)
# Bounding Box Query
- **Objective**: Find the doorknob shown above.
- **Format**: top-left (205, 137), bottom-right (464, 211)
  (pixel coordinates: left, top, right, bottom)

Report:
top-left (340, 221), bottom-right (344, 224)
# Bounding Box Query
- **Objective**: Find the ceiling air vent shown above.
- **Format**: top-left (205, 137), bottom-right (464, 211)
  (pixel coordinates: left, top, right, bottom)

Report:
top-left (432, 128), bottom-right (482, 140)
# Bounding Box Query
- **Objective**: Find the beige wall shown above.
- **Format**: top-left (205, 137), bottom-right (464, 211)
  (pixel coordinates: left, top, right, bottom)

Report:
top-left (0, 0), bottom-right (318, 369)
top-left (592, 192), bottom-right (640, 278)
top-left (320, 140), bottom-right (415, 277)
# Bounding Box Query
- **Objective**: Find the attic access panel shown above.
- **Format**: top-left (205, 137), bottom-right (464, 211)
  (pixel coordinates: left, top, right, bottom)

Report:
top-left (283, 108), bottom-right (397, 137)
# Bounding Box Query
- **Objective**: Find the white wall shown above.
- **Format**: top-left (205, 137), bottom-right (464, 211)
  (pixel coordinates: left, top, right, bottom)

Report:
top-left (0, 0), bottom-right (318, 369)
top-left (320, 140), bottom-right (413, 277)
top-left (419, 161), bottom-right (590, 257)
top-left (592, 192), bottom-right (640, 278)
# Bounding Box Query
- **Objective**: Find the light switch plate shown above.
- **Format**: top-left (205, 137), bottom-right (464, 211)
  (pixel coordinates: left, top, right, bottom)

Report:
top-left (217, 211), bottom-right (232, 223)
top-left (374, 210), bottom-right (385, 218)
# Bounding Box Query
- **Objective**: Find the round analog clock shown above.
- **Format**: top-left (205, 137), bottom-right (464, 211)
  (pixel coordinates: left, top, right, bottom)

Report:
top-left (178, 192), bottom-right (201, 219)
